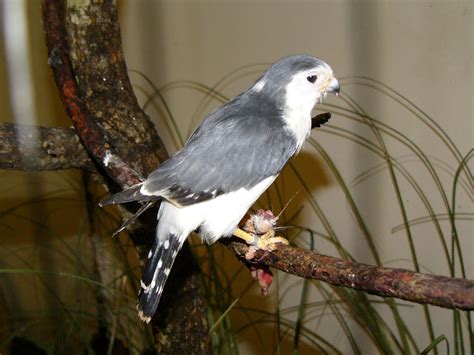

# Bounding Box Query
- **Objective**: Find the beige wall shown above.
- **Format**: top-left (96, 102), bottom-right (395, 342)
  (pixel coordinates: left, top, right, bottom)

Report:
top-left (120, 0), bottom-right (471, 150)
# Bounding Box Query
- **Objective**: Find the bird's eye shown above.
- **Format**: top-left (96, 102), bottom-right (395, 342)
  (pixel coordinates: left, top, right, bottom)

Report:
top-left (307, 75), bottom-right (317, 83)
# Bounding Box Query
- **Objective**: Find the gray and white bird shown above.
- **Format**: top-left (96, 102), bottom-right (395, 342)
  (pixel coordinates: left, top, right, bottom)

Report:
top-left (100, 55), bottom-right (339, 322)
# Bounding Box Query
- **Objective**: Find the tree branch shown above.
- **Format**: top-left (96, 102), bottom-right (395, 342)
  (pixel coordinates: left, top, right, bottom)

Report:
top-left (41, 0), bottom-right (165, 187)
top-left (0, 123), bottom-right (93, 171)
top-left (41, 0), bottom-right (209, 352)
top-left (0, 112), bottom-right (330, 173)
top-left (226, 240), bottom-right (474, 310)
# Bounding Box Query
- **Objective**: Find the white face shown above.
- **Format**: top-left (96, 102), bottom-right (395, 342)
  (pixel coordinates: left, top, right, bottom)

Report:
top-left (283, 64), bottom-right (339, 151)
top-left (285, 65), bottom-right (338, 115)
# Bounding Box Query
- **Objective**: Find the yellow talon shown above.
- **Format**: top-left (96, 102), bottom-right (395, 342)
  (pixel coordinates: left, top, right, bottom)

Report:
top-left (233, 227), bottom-right (289, 252)
top-left (233, 228), bottom-right (256, 244)
top-left (256, 231), bottom-right (289, 250)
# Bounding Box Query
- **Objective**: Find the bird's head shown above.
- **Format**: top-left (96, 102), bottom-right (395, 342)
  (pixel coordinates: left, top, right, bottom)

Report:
top-left (252, 55), bottom-right (339, 115)
top-left (251, 55), bottom-right (339, 149)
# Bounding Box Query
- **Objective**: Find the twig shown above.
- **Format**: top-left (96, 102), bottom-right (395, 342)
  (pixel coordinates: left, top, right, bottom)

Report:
top-left (312, 112), bottom-right (331, 128)
top-left (226, 240), bottom-right (474, 310)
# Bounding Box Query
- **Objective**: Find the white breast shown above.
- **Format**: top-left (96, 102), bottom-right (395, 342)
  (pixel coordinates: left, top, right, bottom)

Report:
top-left (282, 72), bottom-right (322, 151)
top-left (282, 108), bottom-right (312, 152)
top-left (156, 176), bottom-right (276, 244)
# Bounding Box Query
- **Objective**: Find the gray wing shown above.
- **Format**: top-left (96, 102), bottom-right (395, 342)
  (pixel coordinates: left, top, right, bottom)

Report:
top-left (141, 94), bottom-right (297, 206)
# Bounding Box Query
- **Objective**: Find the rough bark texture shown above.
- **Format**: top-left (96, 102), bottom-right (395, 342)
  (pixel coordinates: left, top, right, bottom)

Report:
top-left (41, 0), bottom-right (167, 187)
top-left (226, 241), bottom-right (474, 310)
top-left (0, 123), bottom-right (92, 171)
top-left (41, 0), bottom-right (210, 353)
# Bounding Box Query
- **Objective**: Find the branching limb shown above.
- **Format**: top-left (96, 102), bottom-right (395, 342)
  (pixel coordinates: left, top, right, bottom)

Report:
top-left (226, 240), bottom-right (474, 310)
top-left (0, 123), bottom-right (93, 171)
top-left (41, 0), bottom-right (167, 187)
top-left (0, 111), bottom-right (330, 173)
top-left (41, 0), bottom-right (209, 352)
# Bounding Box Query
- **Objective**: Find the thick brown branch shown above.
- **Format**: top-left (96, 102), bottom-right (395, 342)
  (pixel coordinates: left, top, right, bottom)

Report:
top-left (227, 241), bottom-right (474, 310)
top-left (41, 0), bottom-right (166, 187)
top-left (0, 123), bottom-right (93, 171)
top-left (41, 0), bottom-right (209, 352)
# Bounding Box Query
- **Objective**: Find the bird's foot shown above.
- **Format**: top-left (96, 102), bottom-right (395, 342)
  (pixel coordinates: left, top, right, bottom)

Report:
top-left (232, 227), bottom-right (288, 258)
top-left (233, 227), bottom-right (257, 245)
top-left (243, 231), bottom-right (289, 259)
top-left (233, 208), bottom-right (289, 260)
top-left (256, 230), bottom-right (289, 250)
top-left (233, 209), bottom-right (289, 296)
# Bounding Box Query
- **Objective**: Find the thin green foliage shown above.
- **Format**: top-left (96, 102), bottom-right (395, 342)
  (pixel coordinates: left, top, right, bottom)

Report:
top-left (421, 335), bottom-right (450, 355)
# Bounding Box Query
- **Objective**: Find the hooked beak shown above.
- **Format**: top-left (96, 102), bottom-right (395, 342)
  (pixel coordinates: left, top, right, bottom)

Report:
top-left (326, 77), bottom-right (340, 95)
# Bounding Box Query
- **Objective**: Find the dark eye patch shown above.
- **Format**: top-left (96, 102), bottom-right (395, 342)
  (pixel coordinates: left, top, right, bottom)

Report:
top-left (307, 75), bottom-right (317, 83)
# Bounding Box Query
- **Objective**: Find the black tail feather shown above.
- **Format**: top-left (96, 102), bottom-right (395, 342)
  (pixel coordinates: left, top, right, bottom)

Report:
top-left (136, 233), bottom-right (184, 323)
